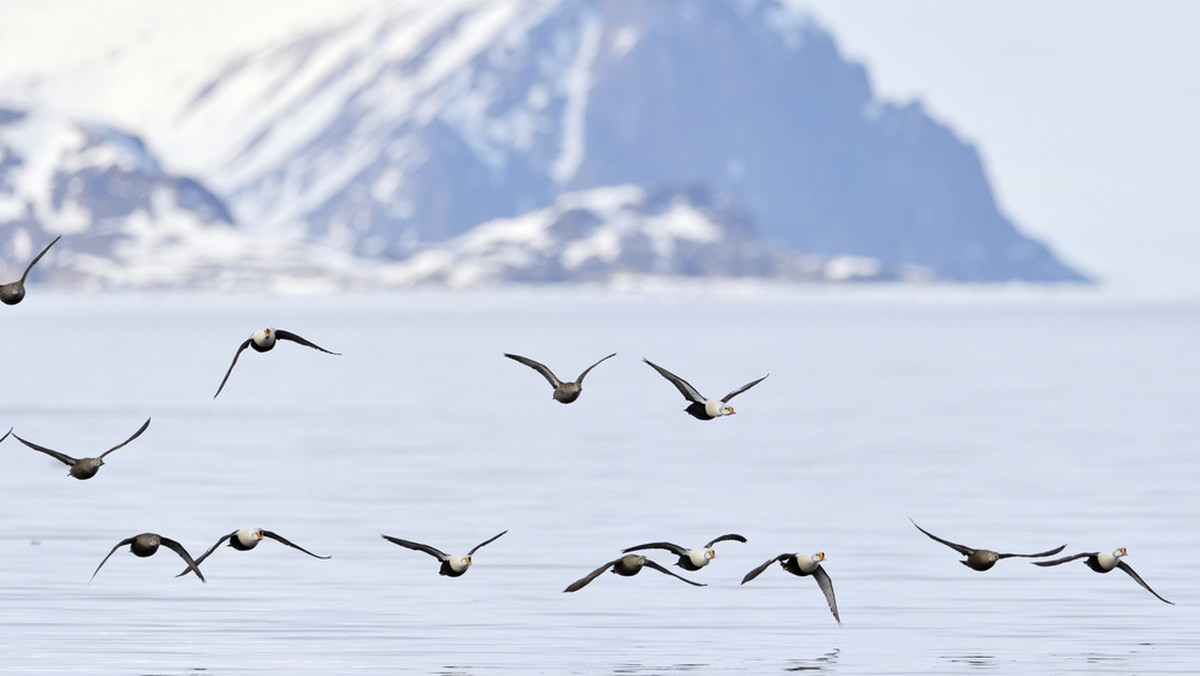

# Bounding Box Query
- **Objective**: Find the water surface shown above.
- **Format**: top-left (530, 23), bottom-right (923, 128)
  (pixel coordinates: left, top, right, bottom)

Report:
top-left (1, 287), bottom-right (1196, 674)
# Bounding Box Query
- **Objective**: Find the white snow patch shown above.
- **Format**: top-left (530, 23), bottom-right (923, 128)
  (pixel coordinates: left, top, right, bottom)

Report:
top-left (561, 227), bottom-right (620, 269)
top-left (550, 10), bottom-right (601, 184)
top-left (825, 255), bottom-right (882, 281)
top-left (609, 26), bottom-right (640, 60)
top-left (645, 201), bottom-right (723, 242)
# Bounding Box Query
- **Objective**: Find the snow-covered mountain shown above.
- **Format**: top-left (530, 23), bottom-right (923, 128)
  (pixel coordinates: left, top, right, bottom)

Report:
top-left (0, 108), bottom-right (360, 290)
top-left (0, 0), bottom-right (1088, 287)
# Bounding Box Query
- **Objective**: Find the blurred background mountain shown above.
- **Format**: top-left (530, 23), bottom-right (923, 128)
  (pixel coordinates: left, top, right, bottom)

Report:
top-left (0, 0), bottom-right (1087, 289)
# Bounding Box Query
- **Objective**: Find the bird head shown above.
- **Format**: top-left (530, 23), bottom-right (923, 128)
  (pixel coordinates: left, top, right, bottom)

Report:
top-left (251, 328), bottom-right (275, 348)
top-left (235, 527), bottom-right (264, 547)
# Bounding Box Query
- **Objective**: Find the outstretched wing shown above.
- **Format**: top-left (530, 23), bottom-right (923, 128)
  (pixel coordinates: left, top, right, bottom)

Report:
top-left (812, 565), bottom-right (841, 624)
top-left (160, 536), bottom-right (206, 583)
top-left (20, 235), bottom-right (62, 283)
top-left (468, 530), bottom-right (508, 556)
top-left (643, 559), bottom-right (706, 587)
top-left (1, 427), bottom-right (11, 444)
top-left (1031, 552), bottom-right (1094, 567)
top-left (214, 338), bottom-right (253, 398)
top-left (90, 536), bottom-right (136, 584)
top-left (563, 559), bottom-right (619, 593)
top-left (1116, 560), bottom-right (1174, 604)
top-left (741, 554), bottom-right (789, 584)
top-left (504, 353), bottom-right (563, 388)
top-left (910, 519), bottom-right (976, 557)
top-left (574, 353), bottom-right (617, 384)
top-left (12, 434), bottom-right (79, 466)
top-left (996, 543), bottom-right (1068, 560)
top-left (100, 418), bottom-right (151, 459)
top-left (263, 530), bottom-right (331, 559)
top-left (274, 330), bottom-right (340, 355)
top-left (381, 535), bottom-right (449, 561)
top-left (178, 532), bottom-right (235, 576)
top-left (720, 374), bottom-right (768, 403)
top-left (622, 541), bottom-right (688, 556)
top-left (643, 359), bottom-right (705, 403)
top-left (705, 533), bottom-right (748, 548)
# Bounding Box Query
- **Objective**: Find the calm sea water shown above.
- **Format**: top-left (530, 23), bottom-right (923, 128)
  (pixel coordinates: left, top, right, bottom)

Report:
top-left (1, 286), bottom-right (1197, 674)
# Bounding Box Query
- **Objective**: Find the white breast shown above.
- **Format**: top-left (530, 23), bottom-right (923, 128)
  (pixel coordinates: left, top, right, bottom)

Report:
top-left (235, 528), bottom-right (262, 548)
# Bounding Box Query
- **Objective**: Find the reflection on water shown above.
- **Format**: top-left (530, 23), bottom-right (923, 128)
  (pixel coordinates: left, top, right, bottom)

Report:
top-left (942, 653), bottom-right (998, 670)
top-left (612, 662), bottom-right (710, 673)
top-left (785, 648), bottom-right (840, 671)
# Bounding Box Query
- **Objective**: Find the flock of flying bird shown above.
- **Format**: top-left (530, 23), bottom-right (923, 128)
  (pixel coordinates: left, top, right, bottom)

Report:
top-left (2, 236), bottom-right (1176, 624)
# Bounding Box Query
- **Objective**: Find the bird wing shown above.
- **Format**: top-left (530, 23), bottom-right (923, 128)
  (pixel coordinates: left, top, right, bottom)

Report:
top-left (20, 235), bottom-right (62, 282)
top-left (1, 427), bottom-right (11, 443)
top-left (12, 434), bottom-right (78, 466)
top-left (574, 353), bottom-right (617, 384)
top-left (812, 565), bottom-right (841, 624)
top-left (160, 536), bottom-right (206, 583)
top-left (99, 417), bottom-right (151, 459)
top-left (504, 353), bottom-right (563, 388)
top-left (177, 532), bottom-right (235, 577)
top-left (213, 338), bottom-right (253, 398)
top-left (705, 533), bottom-right (748, 548)
top-left (89, 536), bottom-right (136, 584)
top-left (563, 559), bottom-right (619, 593)
top-left (274, 330), bottom-right (340, 355)
top-left (1116, 560), bottom-right (1174, 604)
top-left (720, 374), bottom-right (769, 403)
top-left (996, 544), bottom-right (1068, 560)
top-left (621, 541), bottom-right (688, 556)
top-left (643, 559), bottom-right (706, 587)
top-left (643, 359), bottom-right (705, 403)
top-left (263, 530), bottom-right (331, 559)
top-left (1031, 552), bottom-right (1094, 567)
top-left (910, 519), bottom-right (976, 557)
top-left (467, 530), bottom-right (508, 556)
top-left (381, 535), bottom-right (449, 561)
top-left (741, 554), bottom-right (789, 584)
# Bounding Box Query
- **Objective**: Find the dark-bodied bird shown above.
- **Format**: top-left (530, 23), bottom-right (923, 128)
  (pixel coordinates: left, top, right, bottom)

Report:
top-left (91, 532), bottom-right (205, 583)
top-left (1, 234), bottom-right (61, 306)
top-left (1033, 548), bottom-right (1173, 604)
top-left (643, 358), bottom-right (767, 420)
top-left (563, 553), bottom-right (707, 592)
top-left (14, 418), bottom-right (150, 480)
top-left (214, 328), bottom-right (340, 398)
top-left (742, 552), bottom-right (840, 624)
top-left (381, 530), bottom-right (507, 577)
top-left (504, 352), bottom-right (616, 404)
top-left (910, 519), bottom-right (1066, 571)
top-left (177, 527), bottom-right (330, 577)
top-left (622, 533), bottom-right (747, 571)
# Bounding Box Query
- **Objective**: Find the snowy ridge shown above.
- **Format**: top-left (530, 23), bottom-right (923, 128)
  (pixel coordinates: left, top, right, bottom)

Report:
top-left (0, 108), bottom-right (359, 290)
top-left (376, 184), bottom-right (912, 288)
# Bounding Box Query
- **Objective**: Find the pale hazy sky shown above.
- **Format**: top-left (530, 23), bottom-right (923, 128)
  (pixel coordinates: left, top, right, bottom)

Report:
top-left (795, 1), bottom-right (1200, 292)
